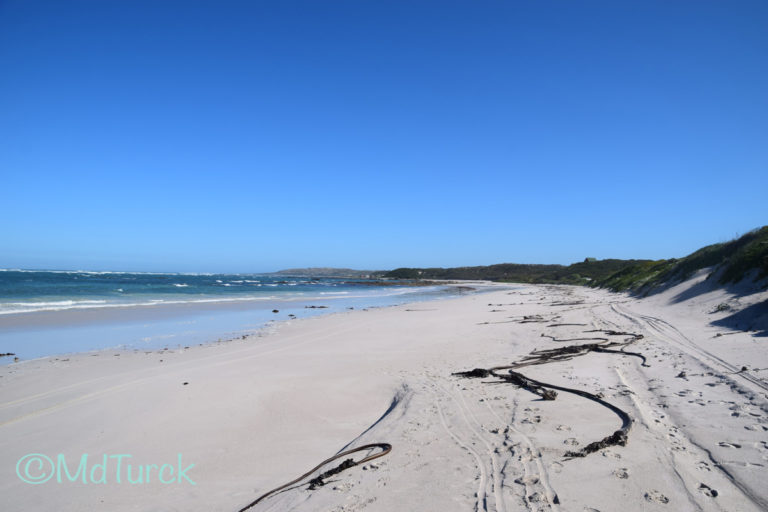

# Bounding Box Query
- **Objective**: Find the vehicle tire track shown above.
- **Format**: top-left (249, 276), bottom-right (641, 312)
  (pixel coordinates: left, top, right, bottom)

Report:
top-left (447, 383), bottom-right (508, 512)
top-left (460, 382), bottom-right (560, 512)
top-left (609, 304), bottom-right (768, 511)
top-left (434, 384), bottom-right (489, 512)
top-left (613, 304), bottom-right (768, 394)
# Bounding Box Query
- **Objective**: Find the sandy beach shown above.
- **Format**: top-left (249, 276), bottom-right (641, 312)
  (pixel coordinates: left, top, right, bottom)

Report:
top-left (4, 1), bottom-right (766, 510)
top-left (1, 276), bottom-right (766, 511)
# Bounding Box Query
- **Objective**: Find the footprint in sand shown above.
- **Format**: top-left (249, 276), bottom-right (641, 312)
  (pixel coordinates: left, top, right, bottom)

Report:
top-left (527, 492), bottom-right (551, 503)
top-left (698, 483), bottom-right (718, 497)
top-left (696, 461), bottom-right (711, 471)
top-left (644, 490), bottom-right (669, 504)
top-left (556, 424), bottom-right (571, 431)
top-left (613, 468), bottom-right (629, 479)
top-left (563, 437), bottom-right (579, 446)
top-left (332, 482), bottom-right (354, 492)
top-left (718, 441), bottom-right (742, 448)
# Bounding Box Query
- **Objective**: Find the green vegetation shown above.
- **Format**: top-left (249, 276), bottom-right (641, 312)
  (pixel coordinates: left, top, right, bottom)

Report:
top-left (592, 226), bottom-right (768, 293)
top-left (588, 259), bottom-right (676, 293)
top-left (385, 259), bottom-right (650, 285)
top-left (717, 226), bottom-right (768, 284)
top-left (385, 226), bottom-right (768, 295)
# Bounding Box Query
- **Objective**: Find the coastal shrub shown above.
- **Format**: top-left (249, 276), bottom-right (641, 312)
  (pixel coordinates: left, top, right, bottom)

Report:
top-left (716, 226), bottom-right (768, 284)
top-left (383, 226), bottom-right (768, 293)
top-left (592, 226), bottom-right (768, 293)
top-left (385, 260), bottom-right (648, 285)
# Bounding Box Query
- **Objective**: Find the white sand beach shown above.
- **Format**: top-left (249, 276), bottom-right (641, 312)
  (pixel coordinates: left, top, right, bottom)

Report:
top-left (1, 276), bottom-right (767, 512)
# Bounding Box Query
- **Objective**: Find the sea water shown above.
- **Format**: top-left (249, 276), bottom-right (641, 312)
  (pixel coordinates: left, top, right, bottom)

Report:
top-left (0, 270), bottom-right (477, 361)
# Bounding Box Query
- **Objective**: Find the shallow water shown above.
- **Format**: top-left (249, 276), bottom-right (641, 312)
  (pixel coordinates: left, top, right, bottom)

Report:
top-left (0, 276), bottom-right (480, 361)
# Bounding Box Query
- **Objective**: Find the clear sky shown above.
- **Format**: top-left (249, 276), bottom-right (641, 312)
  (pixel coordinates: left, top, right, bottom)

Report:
top-left (1, 1), bottom-right (766, 273)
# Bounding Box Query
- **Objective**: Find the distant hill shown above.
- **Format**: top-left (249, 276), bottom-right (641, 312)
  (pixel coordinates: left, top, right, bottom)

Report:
top-left (273, 268), bottom-right (385, 278)
top-left (278, 226), bottom-right (768, 294)
top-left (592, 226), bottom-right (768, 294)
top-left (383, 226), bottom-right (768, 293)
top-left (385, 259), bottom-right (650, 285)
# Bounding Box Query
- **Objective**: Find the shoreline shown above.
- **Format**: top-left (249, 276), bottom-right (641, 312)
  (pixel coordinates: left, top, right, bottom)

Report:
top-left (0, 281), bottom-right (501, 363)
top-left (1, 280), bottom-right (766, 511)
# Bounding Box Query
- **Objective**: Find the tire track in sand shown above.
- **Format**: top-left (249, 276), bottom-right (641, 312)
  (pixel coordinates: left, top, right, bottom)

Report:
top-left (437, 381), bottom-right (507, 512)
top-left (460, 382), bottom-right (559, 512)
top-left (434, 385), bottom-right (489, 511)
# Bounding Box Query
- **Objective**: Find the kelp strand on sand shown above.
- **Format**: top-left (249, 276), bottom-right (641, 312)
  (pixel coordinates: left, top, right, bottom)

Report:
top-left (237, 443), bottom-right (391, 511)
top-left (454, 329), bottom-right (646, 458)
top-left (239, 327), bottom-right (646, 509)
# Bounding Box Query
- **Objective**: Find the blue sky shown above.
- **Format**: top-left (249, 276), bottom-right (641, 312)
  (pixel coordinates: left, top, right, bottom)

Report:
top-left (1, 1), bottom-right (766, 272)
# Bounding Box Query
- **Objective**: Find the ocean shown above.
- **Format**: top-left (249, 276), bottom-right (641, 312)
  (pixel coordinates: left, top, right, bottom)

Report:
top-left (0, 269), bottom-right (475, 362)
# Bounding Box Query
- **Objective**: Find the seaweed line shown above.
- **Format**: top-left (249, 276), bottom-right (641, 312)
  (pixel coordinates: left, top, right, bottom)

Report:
top-left (454, 329), bottom-right (646, 458)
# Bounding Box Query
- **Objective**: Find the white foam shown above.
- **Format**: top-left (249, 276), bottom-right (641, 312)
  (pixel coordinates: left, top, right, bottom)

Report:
top-left (0, 268), bottom-right (216, 276)
top-left (0, 295), bottom-right (279, 315)
top-left (6, 299), bottom-right (106, 307)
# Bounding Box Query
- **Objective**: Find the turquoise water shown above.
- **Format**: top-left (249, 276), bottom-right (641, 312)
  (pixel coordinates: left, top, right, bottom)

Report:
top-left (0, 270), bottom-right (474, 361)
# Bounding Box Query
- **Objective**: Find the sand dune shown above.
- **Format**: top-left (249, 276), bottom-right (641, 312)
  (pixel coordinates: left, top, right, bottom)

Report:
top-left (1, 276), bottom-right (766, 511)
